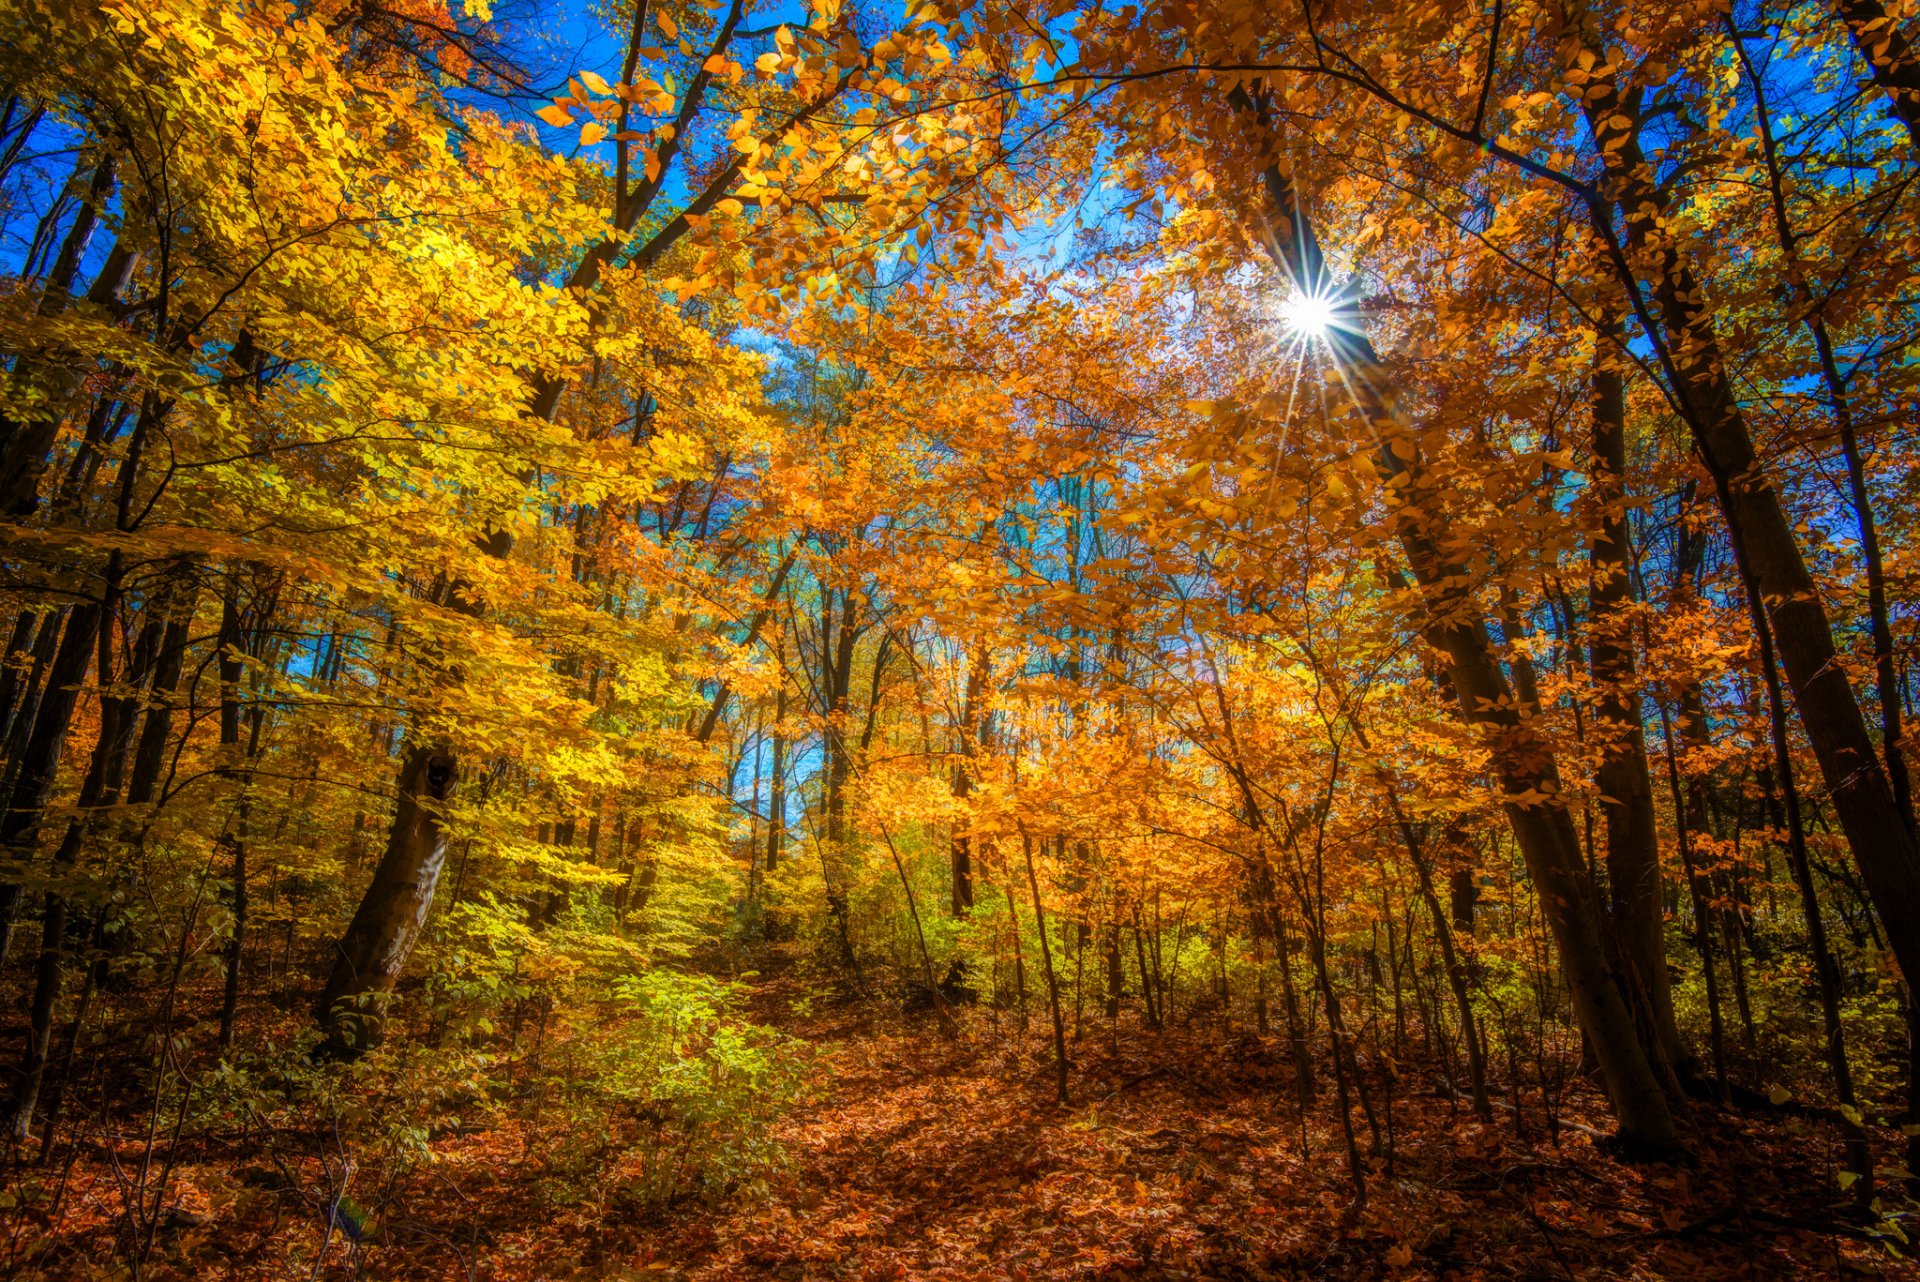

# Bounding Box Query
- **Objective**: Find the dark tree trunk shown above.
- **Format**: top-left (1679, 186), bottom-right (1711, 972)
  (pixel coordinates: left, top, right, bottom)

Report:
top-left (1449, 865), bottom-right (1478, 933)
top-left (821, 588), bottom-right (858, 968)
top-left (125, 562), bottom-right (202, 808)
top-left (766, 686), bottom-right (786, 872)
top-left (0, 600), bottom-right (102, 966)
top-left (1378, 777), bottom-right (1491, 1119)
top-left (950, 642), bottom-right (986, 915)
top-left (316, 745), bottom-right (459, 1057)
top-left (1021, 830), bottom-right (1070, 1104)
top-left (217, 581), bottom-right (267, 1050)
top-left (0, 610), bottom-right (40, 741)
top-left (0, 607), bottom-right (65, 793)
top-left (1588, 332), bottom-right (1684, 1071)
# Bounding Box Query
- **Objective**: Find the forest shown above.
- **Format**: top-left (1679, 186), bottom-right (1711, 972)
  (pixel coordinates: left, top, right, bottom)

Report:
top-left (0, 0), bottom-right (1918, 1275)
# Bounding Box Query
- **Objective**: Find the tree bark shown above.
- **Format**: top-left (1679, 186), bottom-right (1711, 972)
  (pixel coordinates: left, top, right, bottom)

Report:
top-left (125, 561), bottom-right (202, 808)
top-left (0, 600), bottom-right (101, 966)
top-left (766, 686), bottom-right (786, 872)
top-left (0, 610), bottom-right (40, 742)
top-left (0, 607), bottom-right (65, 793)
top-left (821, 587), bottom-right (858, 968)
top-left (950, 641), bottom-right (986, 915)
top-left (1021, 829), bottom-right (1070, 1104)
top-left (1588, 330), bottom-right (1684, 1071)
top-left (316, 745), bottom-right (459, 1057)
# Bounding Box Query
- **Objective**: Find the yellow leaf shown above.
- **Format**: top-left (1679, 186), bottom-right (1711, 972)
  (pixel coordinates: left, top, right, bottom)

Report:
top-left (579, 70), bottom-right (612, 94)
top-left (657, 11), bottom-right (677, 38)
top-left (535, 103), bottom-right (572, 127)
top-left (580, 122), bottom-right (606, 146)
top-left (716, 198), bottom-right (743, 216)
top-left (703, 54), bottom-right (729, 74)
top-left (755, 52), bottom-right (782, 75)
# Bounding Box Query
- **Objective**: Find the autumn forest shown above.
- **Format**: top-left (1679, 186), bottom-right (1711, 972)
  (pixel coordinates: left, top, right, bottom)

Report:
top-left (1, 0), bottom-right (1918, 1275)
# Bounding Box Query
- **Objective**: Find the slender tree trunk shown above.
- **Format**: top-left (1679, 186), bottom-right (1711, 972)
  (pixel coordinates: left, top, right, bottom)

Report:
top-left (1251, 860), bottom-right (1314, 1105)
top-left (879, 816), bottom-right (955, 1034)
top-left (1756, 632), bottom-right (1873, 1191)
top-left (1385, 796), bottom-right (1491, 1118)
top-left (1250, 909), bottom-right (1269, 1035)
top-left (125, 563), bottom-right (202, 808)
top-left (217, 584), bottom-right (265, 1050)
top-left (0, 608), bottom-right (65, 781)
top-left (1288, 860), bottom-right (1367, 1203)
top-left (0, 600), bottom-right (102, 966)
top-left (821, 590), bottom-right (858, 969)
top-left (1021, 830), bottom-right (1069, 1103)
top-left (1588, 327), bottom-right (1685, 1073)
top-left (1735, 28), bottom-right (1916, 835)
top-left (766, 686), bottom-right (786, 873)
top-left (951, 642), bottom-right (987, 915)
top-left (1655, 698), bottom-right (1728, 1101)
top-left (0, 610), bottom-right (40, 741)
top-left (0, 157), bottom-right (127, 517)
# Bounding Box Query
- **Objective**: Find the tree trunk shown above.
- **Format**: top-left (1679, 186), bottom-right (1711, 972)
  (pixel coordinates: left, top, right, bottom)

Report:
top-left (125, 562), bottom-right (202, 808)
top-left (1237, 135), bottom-right (1679, 1150)
top-left (1588, 330), bottom-right (1684, 1072)
top-left (950, 641), bottom-right (986, 915)
top-left (766, 686), bottom-right (786, 872)
top-left (315, 745), bottom-right (459, 1057)
top-left (822, 589), bottom-right (858, 968)
top-left (217, 582), bottom-right (266, 1050)
top-left (0, 606), bottom-right (66, 803)
top-left (1021, 830), bottom-right (1070, 1104)
top-left (0, 610), bottom-right (40, 741)
top-left (1383, 788), bottom-right (1491, 1118)
top-left (0, 600), bottom-right (102, 966)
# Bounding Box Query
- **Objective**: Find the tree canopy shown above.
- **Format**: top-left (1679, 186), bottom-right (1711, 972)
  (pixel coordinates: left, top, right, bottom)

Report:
top-left (2, 0), bottom-right (1919, 1272)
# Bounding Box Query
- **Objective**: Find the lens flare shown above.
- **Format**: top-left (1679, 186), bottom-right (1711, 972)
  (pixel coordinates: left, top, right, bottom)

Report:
top-left (1278, 288), bottom-right (1338, 339)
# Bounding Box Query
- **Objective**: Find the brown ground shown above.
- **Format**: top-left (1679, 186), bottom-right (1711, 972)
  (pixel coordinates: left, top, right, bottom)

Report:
top-left (3, 964), bottom-right (1911, 1280)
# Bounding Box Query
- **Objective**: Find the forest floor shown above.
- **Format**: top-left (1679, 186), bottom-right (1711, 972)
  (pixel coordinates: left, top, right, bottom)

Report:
top-left (4, 951), bottom-right (1915, 1281)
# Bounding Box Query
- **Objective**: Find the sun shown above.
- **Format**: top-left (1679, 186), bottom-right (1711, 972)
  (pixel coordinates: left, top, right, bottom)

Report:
top-left (1278, 288), bottom-right (1339, 340)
